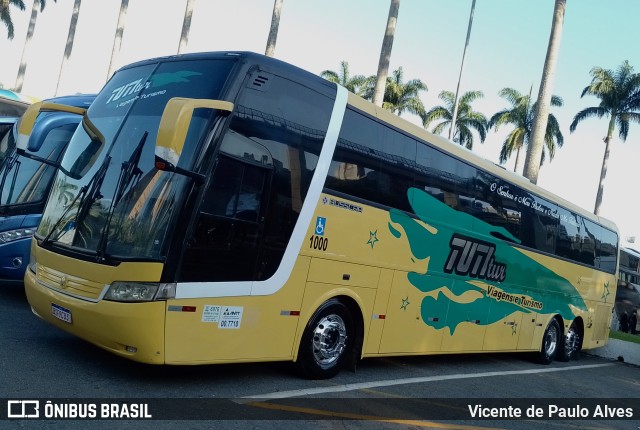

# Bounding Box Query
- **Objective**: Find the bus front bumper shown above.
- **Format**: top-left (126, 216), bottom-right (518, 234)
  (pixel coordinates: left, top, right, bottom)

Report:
top-left (25, 268), bottom-right (166, 364)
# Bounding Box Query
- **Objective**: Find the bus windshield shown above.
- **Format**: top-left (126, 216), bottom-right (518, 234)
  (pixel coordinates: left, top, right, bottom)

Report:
top-left (0, 123), bottom-right (75, 210)
top-left (37, 58), bottom-right (234, 261)
top-left (0, 122), bottom-right (17, 166)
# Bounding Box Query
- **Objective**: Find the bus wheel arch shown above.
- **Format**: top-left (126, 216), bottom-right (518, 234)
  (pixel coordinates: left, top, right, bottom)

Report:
top-left (557, 317), bottom-right (584, 362)
top-left (296, 296), bottom-right (364, 379)
top-left (537, 316), bottom-right (562, 365)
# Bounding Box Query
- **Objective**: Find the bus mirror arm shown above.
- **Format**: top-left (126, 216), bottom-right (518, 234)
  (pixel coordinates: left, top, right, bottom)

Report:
top-left (17, 102), bottom-right (87, 151)
top-left (155, 156), bottom-right (205, 185)
top-left (154, 98), bottom-right (234, 186)
top-left (16, 148), bottom-right (61, 168)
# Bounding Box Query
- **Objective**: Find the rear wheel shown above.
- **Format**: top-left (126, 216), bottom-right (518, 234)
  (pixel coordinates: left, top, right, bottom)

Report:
top-left (537, 318), bottom-right (561, 364)
top-left (557, 320), bottom-right (582, 362)
top-left (296, 299), bottom-right (354, 379)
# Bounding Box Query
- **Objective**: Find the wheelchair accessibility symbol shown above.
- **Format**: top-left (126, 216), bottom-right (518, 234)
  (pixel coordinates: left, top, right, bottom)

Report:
top-left (315, 217), bottom-right (326, 236)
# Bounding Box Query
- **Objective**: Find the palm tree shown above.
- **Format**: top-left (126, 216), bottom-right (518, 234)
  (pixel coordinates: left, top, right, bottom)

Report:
top-left (54, 0), bottom-right (82, 96)
top-left (422, 90), bottom-right (487, 150)
top-left (1, 0), bottom-right (26, 39)
top-left (365, 67), bottom-right (426, 117)
top-left (320, 61), bottom-right (368, 96)
top-left (372, 0), bottom-right (400, 107)
top-left (449, 0), bottom-right (476, 141)
top-left (177, 0), bottom-right (195, 54)
top-left (265, 0), bottom-right (283, 57)
top-left (523, 0), bottom-right (566, 184)
top-left (570, 60), bottom-right (640, 215)
top-left (106, 0), bottom-right (129, 80)
top-left (489, 87), bottom-right (563, 173)
top-left (14, 0), bottom-right (57, 92)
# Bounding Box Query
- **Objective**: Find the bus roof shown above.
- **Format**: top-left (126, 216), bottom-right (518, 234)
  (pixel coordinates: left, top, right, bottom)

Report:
top-left (44, 94), bottom-right (96, 109)
top-left (116, 51), bottom-right (616, 235)
top-left (346, 93), bottom-right (617, 234)
top-left (0, 95), bottom-right (30, 116)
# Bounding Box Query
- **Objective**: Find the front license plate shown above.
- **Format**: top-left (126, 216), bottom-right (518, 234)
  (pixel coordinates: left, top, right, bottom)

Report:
top-left (51, 303), bottom-right (72, 324)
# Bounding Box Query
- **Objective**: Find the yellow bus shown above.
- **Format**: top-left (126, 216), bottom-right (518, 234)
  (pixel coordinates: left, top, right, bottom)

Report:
top-left (24, 52), bottom-right (618, 379)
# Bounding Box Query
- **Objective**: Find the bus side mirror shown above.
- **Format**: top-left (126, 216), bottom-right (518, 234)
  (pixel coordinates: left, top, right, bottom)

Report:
top-left (155, 97), bottom-right (233, 183)
top-left (22, 113), bottom-right (82, 153)
top-left (17, 102), bottom-right (86, 152)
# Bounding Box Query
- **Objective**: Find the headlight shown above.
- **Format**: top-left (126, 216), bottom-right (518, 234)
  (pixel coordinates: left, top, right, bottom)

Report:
top-left (0, 227), bottom-right (35, 243)
top-left (104, 282), bottom-right (176, 302)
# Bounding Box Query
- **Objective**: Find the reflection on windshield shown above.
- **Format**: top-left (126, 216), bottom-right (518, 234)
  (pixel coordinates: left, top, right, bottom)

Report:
top-left (37, 58), bottom-right (234, 261)
top-left (0, 125), bottom-right (74, 209)
top-left (0, 124), bottom-right (16, 167)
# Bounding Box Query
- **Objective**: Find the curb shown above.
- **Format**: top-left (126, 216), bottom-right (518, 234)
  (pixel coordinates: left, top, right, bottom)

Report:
top-left (587, 339), bottom-right (640, 366)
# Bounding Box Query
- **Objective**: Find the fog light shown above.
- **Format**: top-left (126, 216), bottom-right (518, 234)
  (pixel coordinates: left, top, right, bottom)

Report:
top-left (125, 346), bottom-right (137, 353)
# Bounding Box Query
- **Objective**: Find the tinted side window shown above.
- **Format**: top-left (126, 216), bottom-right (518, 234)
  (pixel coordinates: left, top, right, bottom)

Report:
top-left (597, 226), bottom-right (618, 273)
top-left (326, 109), bottom-right (415, 212)
top-left (556, 207), bottom-right (581, 261)
top-left (180, 156), bottom-right (268, 282)
top-left (1, 123), bottom-right (75, 205)
top-left (179, 72), bottom-right (334, 282)
top-left (520, 194), bottom-right (558, 255)
top-left (415, 142), bottom-right (476, 218)
top-left (556, 208), bottom-right (598, 266)
top-left (473, 171), bottom-right (522, 241)
top-left (578, 217), bottom-right (598, 266)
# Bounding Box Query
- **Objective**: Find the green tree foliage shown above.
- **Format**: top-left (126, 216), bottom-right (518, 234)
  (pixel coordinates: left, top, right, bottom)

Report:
top-left (570, 60), bottom-right (640, 214)
top-left (422, 90), bottom-right (487, 150)
top-left (489, 87), bottom-right (563, 172)
top-left (364, 67), bottom-right (427, 117)
top-left (320, 61), bottom-right (368, 96)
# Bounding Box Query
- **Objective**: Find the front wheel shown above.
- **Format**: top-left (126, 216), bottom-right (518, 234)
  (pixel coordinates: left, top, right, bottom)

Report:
top-left (296, 300), bottom-right (354, 379)
top-left (537, 318), bottom-right (561, 364)
top-left (557, 320), bottom-right (582, 362)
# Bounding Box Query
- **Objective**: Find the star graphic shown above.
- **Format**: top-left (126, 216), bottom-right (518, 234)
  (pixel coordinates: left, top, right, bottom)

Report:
top-left (601, 281), bottom-right (610, 302)
top-left (401, 297), bottom-right (410, 310)
top-left (367, 230), bottom-right (379, 249)
top-left (511, 323), bottom-right (518, 336)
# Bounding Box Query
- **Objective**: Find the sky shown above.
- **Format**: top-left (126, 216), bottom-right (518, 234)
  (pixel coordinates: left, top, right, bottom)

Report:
top-left (1, 0), bottom-right (639, 248)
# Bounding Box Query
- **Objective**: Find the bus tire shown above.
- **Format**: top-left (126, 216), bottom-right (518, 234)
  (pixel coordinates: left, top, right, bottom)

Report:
top-left (538, 318), bottom-right (561, 364)
top-left (296, 299), bottom-right (354, 380)
top-left (557, 320), bottom-right (582, 362)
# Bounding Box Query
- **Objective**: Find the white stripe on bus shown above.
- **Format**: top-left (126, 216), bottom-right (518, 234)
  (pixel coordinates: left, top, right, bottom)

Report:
top-left (175, 85), bottom-right (349, 299)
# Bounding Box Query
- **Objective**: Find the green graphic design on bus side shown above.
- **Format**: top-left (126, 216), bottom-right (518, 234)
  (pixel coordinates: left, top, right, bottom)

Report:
top-left (388, 188), bottom-right (586, 335)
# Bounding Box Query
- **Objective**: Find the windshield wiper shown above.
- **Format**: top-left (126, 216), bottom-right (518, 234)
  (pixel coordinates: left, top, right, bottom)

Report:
top-left (42, 154), bottom-right (111, 246)
top-left (42, 112), bottom-right (109, 246)
top-left (95, 131), bottom-right (148, 261)
top-left (0, 152), bottom-right (20, 206)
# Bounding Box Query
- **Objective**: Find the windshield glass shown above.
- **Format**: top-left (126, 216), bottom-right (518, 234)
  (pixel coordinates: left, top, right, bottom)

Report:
top-left (0, 121), bottom-right (74, 209)
top-left (37, 58), bottom-right (234, 261)
top-left (0, 123), bottom-right (16, 167)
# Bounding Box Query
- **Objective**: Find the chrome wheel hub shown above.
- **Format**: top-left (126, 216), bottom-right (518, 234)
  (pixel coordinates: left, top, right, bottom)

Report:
top-left (565, 327), bottom-right (580, 355)
top-left (311, 314), bottom-right (347, 367)
top-left (545, 324), bottom-right (558, 357)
